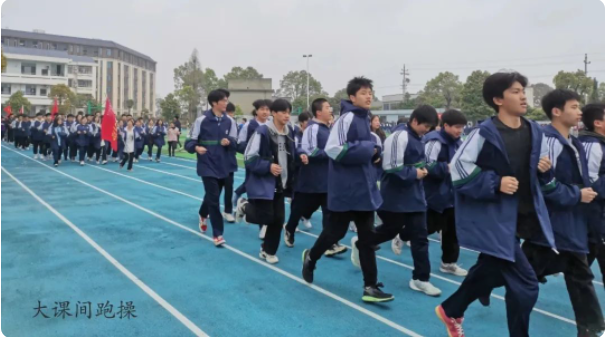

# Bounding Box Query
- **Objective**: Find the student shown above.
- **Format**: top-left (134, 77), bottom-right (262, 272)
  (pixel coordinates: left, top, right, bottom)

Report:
top-left (284, 98), bottom-right (347, 256)
top-left (134, 119), bottom-right (146, 163)
top-left (289, 111), bottom-right (314, 230)
top-left (152, 119), bottom-right (167, 162)
top-left (7, 115), bottom-right (15, 143)
top-left (521, 89), bottom-right (604, 336)
top-left (370, 114), bottom-right (387, 144)
top-left (40, 113), bottom-right (53, 160)
top-left (173, 115), bottom-right (182, 148)
top-left (120, 120), bottom-right (137, 172)
top-left (301, 77), bottom-right (393, 302)
top-left (185, 89), bottom-right (237, 246)
top-left (145, 119), bottom-right (155, 161)
top-left (233, 99), bottom-right (272, 239)
top-left (167, 122), bottom-right (180, 157)
top-left (75, 117), bottom-right (90, 166)
top-left (579, 103), bottom-right (605, 285)
top-left (47, 115), bottom-right (68, 167)
top-left (436, 72), bottom-right (556, 337)
top-left (413, 109), bottom-right (468, 277)
top-left (65, 114), bottom-right (76, 161)
top-left (235, 99), bottom-right (295, 263)
top-left (31, 113), bottom-right (43, 159)
top-left (13, 114), bottom-right (23, 150)
top-left (20, 115), bottom-right (32, 150)
top-left (351, 105), bottom-right (441, 297)
top-left (223, 102), bottom-right (238, 223)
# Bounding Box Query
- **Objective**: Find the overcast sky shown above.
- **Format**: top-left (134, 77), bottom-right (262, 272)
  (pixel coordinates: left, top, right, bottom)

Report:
top-left (2, 0), bottom-right (605, 99)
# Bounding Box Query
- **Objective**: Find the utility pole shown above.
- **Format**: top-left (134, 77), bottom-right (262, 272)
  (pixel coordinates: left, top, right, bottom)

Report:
top-left (303, 54), bottom-right (312, 109)
top-left (400, 64), bottom-right (410, 98)
top-left (584, 53), bottom-right (591, 75)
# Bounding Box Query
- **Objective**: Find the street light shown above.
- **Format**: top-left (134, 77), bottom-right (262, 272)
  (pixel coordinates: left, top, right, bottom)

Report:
top-left (303, 54), bottom-right (312, 109)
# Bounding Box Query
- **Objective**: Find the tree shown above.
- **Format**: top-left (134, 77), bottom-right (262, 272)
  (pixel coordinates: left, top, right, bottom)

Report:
top-left (599, 82), bottom-right (606, 103)
top-left (528, 83), bottom-right (553, 108)
top-left (48, 84), bottom-right (76, 114)
top-left (418, 72), bottom-right (463, 109)
top-left (173, 49), bottom-right (206, 121)
top-left (140, 108), bottom-right (150, 118)
top-left (224, 66), bottom-right (263, 82)
top-left (553, 70), bottom-right (594, 101)
top-left (159, 93), bottom-right (181, 122)
top-left (176, 86), bottom-right (197, 115)
top-left (126, 99), bottom-right (135, 113)
top-left (460, 70), bottom-right (494, 123)
top-left (278, 70), bottom-right (324, 107)
top-left (235, 105), bottom-right (243, 117)
top-left (1, 49), bottom-right (6, 72)
top-left (526, 107), bottom-right (548, 121)
top-left (5, 91), bottom-right (31, 114)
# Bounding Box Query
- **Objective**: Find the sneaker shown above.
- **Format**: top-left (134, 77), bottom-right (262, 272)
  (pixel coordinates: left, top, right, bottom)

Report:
top-left (348, 221), bottom-right (357, 233)
top-left (302, 249), bottom-right (315, 283)
top-left (102, 160), bottom-right (108, 165)
top-left (440, 263), bottom-right (468, 277)
top-left (325, 243), bottom-right (348, 257)
top-left (80, 161), bottom-right (84, 166)
top-left (96, 161), bottom-right (100, 165)
top-left (119, 164), bottom-right (124, 170)
top-left (113, 158), bottom-right (118, 163)
top-left (234, 198), bottom-right (248, 223)
top-left (148, 156), bottom-right (152, 161)
top-left (199, 216), bottom-right (208, 233)
top-left (259, 225), bottom-right (267, 240)
top-left (391, 236), bottom-right (404, 255)
top-left (350, 236), bottom-right (361, 268)
top-left (259, 249), bottom-right (279, 264)
top-left (34, 154), bottom-right (38, 159)
top-left (300, 217), bottom-right (312, 230)
top-left (232, 194), bottom-right (240, 211)
top-left (362, 283), bottom-right (394, 303)
top-left (284, 227), bottom-right (295, 248)
top-left (134, 158), bottom-right (139, 163)
top-left (409, 279), bottom-right (442, 297)
top-left (54, 163), bottom-right (58, 167)
top-left (223, 212), bottom-right (235, 223)
top-left (156, 158), bottom-right (161, 163)
top-left (58, 159), bottom-right (62, 164)
top-left (213, 236), bottom-right (226, 246)
top-left (435, 305), bottom-right (465, 337)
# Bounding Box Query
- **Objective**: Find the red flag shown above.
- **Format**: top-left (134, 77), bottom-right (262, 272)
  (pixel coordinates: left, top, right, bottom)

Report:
top-left (101, 97), bottom-right (118, 152)
top-left (51, 97), bottom-right (59, 120)
top-left (3, 105), bottom-right (11, 117)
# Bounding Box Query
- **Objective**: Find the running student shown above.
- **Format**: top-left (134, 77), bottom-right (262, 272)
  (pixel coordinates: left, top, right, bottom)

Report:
top-left (223, 102), bottom-right (238, 223)
top-left (186, 89), bottom-right (237, 246)
top-left (47, 115), bottom-right (68, 167)
top-left (151, 119), bottom-right (167, 162)
top-left (284, 98), bottom-right (347, 256)
top-left (120, 119), bottom-right (138, 172)
top-left (302, 77), bottom-right (394, 303)
top-left (579, 103), bottom-right (605, 285)
top-left (235, 99), bottom-right (295, 264)
top-left (436, 72), bottom-right (556, 337)
top-left (288, 111), bottom-right (314, 230)
top-left (65, 114), bottom-right (76, 161)
top-left (75, 116), bottom-right (89, 166)
top-left (145, 119), bottom-right (155, 161)
top-left (167, 122), bottom-right (180, 157)
top-left (415, 109), bottom-right (468, 277)
top-left (522, 89), bottom-right (603, 336)
top-left (133, 119), bottom-right (145, 163)
top-left (32, 113), bottom-right (45, 159)
top-left (353, 105), bottom-right (441, 297)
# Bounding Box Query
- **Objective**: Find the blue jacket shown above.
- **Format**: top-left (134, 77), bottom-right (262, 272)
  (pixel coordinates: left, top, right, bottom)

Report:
top-left (244, 124), bottom-right (295, 200)
top-left (152, 125), bottom-right (167, 147)
top-left (41, 121), bottom-right (53, 143)
top-left (144, 125), bottom-right (154, 145)
top-left (379, 123), bottom-right (427, 213)
top-left (134, 126), bottom-right (146, 149)
top-left (324, 100), bottom-right (382, 212)
top-left (19, 121), bottom-right (31, 137)
top-left (75, 124), bottom-right (90, 147)
top-left (31, 120), bottom-right (44, 141)
top-left (237, 119), bottom-right (267, 154)
top-left (295, 120), bottom-right (330, 194)
top-left (540, 125), bottom-right (592, 253)
top-left (88, 123), bottom-right (102, 149)
top-left (579, 131), bottom-right (605, 243)
top-left (225, 116), bottom-right (238, 173)
top-left (450, 117), bottom-right (555, 262)
top-left (65, 121), bottom-right (76, 142)
top-left (185, 110), bottom-right (238, 179)
top-left (423, 129), bottom-right (462, 213)
top-left (47, 124), bottom-right (68, 149)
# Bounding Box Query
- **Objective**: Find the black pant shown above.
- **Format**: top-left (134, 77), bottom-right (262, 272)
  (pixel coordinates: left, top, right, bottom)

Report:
top-left (199, 177), bottom-right (227, 238)
top-left (43, 142), bottom-right (51, 156)
top-left (120, 152), bottom-right (135, 170)
top-left (87, 143), bottom-right (96, 159)
top-left (168, 141), bottom-right (177, 156)
top-left (310, 210), bottom-right (377, 286)
top-left (62, 141), bottom-right (69, 160)
top-left (52, 145), bottom-right (63, 165)
top-left (69, 141), bottom-right (78, 159)
top-left (78, 146), bottom-right (87, 162)
top-left (32, 140), bottom-right (42, 155)
top-left (587, 241), bottom-right (605, 285)
top-left (427, 208), bottom-right (459, 264)
top-left (285, 192), bottom-right (330, 236)
top-left (146, 143), bottom-right (154, 158)
top-left (156, 146), bottom-right (162, 159)
top-left (224, 172), bottom-right (234, 214)
top-left (374, 211), bottom-right (431, 281)
top-left (442, 240), bottom-right (539, 337)
top-left (522, 241), bottom-right (605, 333)
top-left (244, 192), bottom-right (286, 256)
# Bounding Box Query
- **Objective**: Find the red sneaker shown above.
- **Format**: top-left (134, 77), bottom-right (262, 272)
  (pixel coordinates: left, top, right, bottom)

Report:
top-left (213, 236), bottom-right (226, 246)
top-left (435, 305), bottom-right (465, 337)
top-left (199, 216), bottom-right (207, 233)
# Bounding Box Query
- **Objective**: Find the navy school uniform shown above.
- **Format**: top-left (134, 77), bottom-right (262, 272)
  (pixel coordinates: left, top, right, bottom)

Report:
top-left (235, 118), bottom-right (269, 196)
top-left (152, 125), bottom-right (167, 147)
top-left (47, 124), bottom-right (68, 164)
top-left (89, 123), bottom-right (103, 150)
top-left (75, 124), bottom-right (90, 162)
top-left (134, 126), bottom-right (146, 151)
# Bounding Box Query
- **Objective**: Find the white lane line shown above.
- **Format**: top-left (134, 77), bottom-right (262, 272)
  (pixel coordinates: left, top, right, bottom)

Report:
top-left (2, 145), bottom-right (423, 337)
top-left (1, 166), bottom-right (210, 337)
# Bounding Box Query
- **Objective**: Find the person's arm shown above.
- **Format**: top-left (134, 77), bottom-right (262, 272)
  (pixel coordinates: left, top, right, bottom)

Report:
top-left (382, 131), bottom-right (421, 185)
top-left (324, 113), bottom-right (375, 165)
top-left (425, 140), bottom-right (449, 179)
top-left (237, 121), bottom-right (251, 154)
top-left (541, 138), bottom-right (582, 206)
top-left (300, 124), bottom-right (328, 161)
top-left (584, 142), bottom-right (605, 199)
top-left (184, 116), bottom-right (205, 154)
top-left (244, 131), bottom-right (272, 175)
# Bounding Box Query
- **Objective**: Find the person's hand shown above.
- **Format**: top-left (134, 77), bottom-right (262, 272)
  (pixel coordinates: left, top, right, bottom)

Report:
top-left (270, 164), bottom-right (282, 176)
top-left (538, 156), bottom-right (551, 173)
top-left (580, 187), bottom-right (598, 203)
top-left (78, 131), bottom-right (81, 134)
top-left (195, 146), bottom-right (207, 155)
top-left (416, 168), bottom-right (428, 180)
top-left (374, 157), bottom-right (381, 164)
top-left (500, 176), bottom-right (519, 195)
top-left (300, 154), bottom-right (309, 165)
top-left (221, 138), bottom-right (230, 146)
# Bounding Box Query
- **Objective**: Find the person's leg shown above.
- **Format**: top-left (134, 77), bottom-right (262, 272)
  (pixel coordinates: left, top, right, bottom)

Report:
top-left (127, 153), bottom-right (135, 170)
top-left (263, 192), bottom-right (285, 256)
top-left (202, 177), bottom-right (224, 238)
top-left (198, 178), bottom-right (209, 220)
top-left (588, 241), bottom-right (606, 286)
top-left (79, 146), bottom-right (86, 162)
top-left (441, 208), bottom-right (460, 264)
top-left (147, 144), bottom-right (153, 158)
top-left (33, 140), bottom-right (39, 155)
top-left (285, 192), bottom-right (308, 235)
top-left (402, 212), bottom-right (431, 282)
top-left (353, 211), bottom-right (380, 287)
top-left (53, 146), bottom-right (60, 165)
top-left (120, 152), bottom-right (128, 167)
top-left (63, 142), bottom-right (69, 160)
top-left (223, 172), bottom-right (234, 214)
top-left (309, 211), bottom-right (351, 262)
top-left (156, 146), bottom-right (162, 160)
top-left (87, 143), bottom-right (94, 160)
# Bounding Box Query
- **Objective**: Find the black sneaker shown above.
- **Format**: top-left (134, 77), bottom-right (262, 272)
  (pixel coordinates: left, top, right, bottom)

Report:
top-left (362, 283), bottom-right (394, 303)
top-left (284, 228), bottom-right (294, 248)
top-left (302, 249), bottom-right (315, 283)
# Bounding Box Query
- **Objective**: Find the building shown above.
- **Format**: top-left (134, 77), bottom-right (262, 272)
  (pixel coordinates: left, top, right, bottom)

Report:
top-left (1, 29), bottom-right (157, 116)
top-left (524, 86), bottom-right (535, 108)
top-left (227, 78), bottom-right (274, 113)
top-left (371, 108), bottom-right (447, 123)
top-left (1, 46), bottom-right (97, 115)
top-left (382, 93), bottom-right (404, 110)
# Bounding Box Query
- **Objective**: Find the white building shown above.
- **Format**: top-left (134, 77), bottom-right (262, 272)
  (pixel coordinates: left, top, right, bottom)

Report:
top-left (1, 46), bottom-right (96, 115)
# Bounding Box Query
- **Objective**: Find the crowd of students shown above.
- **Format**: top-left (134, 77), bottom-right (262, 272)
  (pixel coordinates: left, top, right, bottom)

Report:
top-left (1, 112), bottom-right (185, 170)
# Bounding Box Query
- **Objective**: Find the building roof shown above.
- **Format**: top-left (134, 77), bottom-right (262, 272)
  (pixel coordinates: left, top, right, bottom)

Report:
top-left (3, 46), bottom-right (95, 63)
top-left (1, 28), bottom-right (155, 63)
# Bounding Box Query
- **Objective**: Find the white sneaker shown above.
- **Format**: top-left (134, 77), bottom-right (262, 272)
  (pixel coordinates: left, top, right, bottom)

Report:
top-left (96, 161), bottom-right (100, 165)
top-left (348, 221), bottom-right (357, 233)
top-left (134, 158), bottom-right (139, 163)
top-left (223, 212), bottom-right (235, 223)
top-left (80, 161), bottom-right (84, 166)
top-left (259, 225), bottom-right (267, 240)
top-left (199, 216), bottom-right (207, 233)
top-left (440, 263), bottom-right (468, 277)
top-left (391, 236), bottom-right (404, 256)
top-left (350, 236), bottom-right (361, 268)
top-left (148, 156), bottom-right (152, 161)
top-left (300, 217), bottom-right (312, 230)
top-left (259, 249), bottom-right (279, 264)
top-left (409, 279), bottom-right (441, 297)
top-left (234, 198), bottom-right (248, 223)
top-left (33, 154), bottom-right (38, 159)
top-left (325, 243), bottom-right (348, 257)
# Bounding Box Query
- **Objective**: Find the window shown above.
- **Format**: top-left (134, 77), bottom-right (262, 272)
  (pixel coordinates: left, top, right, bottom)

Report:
top-left (19, 39), bottom-right (24, 46)
top-left (106, 49), bottom-right (112, 57)
top-left (68, 79), bottom-right (74, 87)
top-left (78, 66), bottom-right (92, 74)
top-left (75, 46), bottom-right (80, 54)
top-left (21, 63), bottom-right (36, 75)
top-left (33, 41), bottom-right (39, 48)
top-left (42, 67), bottom-right (49, 76)
top-left (78, 80), bottom-right (92, 87)
top-left (51, 43), bottom-right (57, 50)
top-left (39, 87), bottom-right (47, 96)
top-left (1, 83), bottom-right (11, 95)
top-left (56, 65), bottom-right (62, 76)
top-left (25, 85), bottom-right (36, 96)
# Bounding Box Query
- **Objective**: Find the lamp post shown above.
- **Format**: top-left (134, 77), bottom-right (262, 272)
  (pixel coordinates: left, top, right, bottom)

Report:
top-left (303, 54), bottom-right (312, 109)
